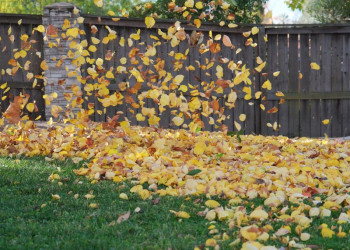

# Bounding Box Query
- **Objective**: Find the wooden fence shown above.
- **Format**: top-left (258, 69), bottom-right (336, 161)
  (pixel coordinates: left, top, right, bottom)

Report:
top-left (0, 14), bottom-right (45, 120)
top-left (0, 13), bottom-right (349, 138)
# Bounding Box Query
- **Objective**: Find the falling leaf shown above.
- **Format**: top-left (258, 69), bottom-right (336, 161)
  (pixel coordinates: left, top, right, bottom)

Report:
top-left (273, 71), bottom-right (280, 77)
top-left (222, 35), bottom-right (234, 48)
top-left (251, 26), bottom-right (259, 35)
top-left (267, 106), bottom-right (278, 114)
top-left (311, 62), bottom-right (320, 70)
top-left (322, 119), bottom-right (330, 125)
top-left (172, 116), bottom-right (184, 126)
top-left (234, 121), bottom-right (241, 131)
top-left (239, 114), bottom-right (246, 122)
top-left (26, 103), bottom-right (35, 112)
top-left (145, 16), bottom-right (155, 29)
top-left (262, 80), bottom-right (272, 90)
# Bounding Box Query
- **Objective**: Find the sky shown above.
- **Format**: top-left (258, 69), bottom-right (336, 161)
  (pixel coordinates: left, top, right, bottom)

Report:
top-left (266, 0), bottom-right (303, 23)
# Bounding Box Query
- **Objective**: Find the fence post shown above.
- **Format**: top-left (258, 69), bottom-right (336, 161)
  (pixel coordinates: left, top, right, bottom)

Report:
top-left (42, 2), bottom-right (81, 120)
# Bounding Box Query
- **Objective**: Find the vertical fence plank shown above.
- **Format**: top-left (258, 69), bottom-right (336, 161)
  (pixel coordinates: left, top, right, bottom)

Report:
top-left (342, 34), bottom-right (350, 136)
top-left (310, 34), bottom-right (322, 137)
top-left (265, 34), bottom-right (279, 136)
top-left (299, 34), bottom-right (311, 137)
top-left (288, 34), bottom-right (300, 137)
top-left (277, 34), bottom-right (289, 136)
top-left (320, 34), bottom-right (332, 136)
top-left (331, 34), bottom-right (344, 137)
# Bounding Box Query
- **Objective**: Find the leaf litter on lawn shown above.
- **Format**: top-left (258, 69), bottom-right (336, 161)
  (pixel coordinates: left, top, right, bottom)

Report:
top-left (1, 120), bottom-right (350, 248)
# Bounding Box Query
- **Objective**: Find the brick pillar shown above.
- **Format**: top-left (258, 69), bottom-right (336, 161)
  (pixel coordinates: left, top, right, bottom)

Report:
top-left (43, 2), bottom-right (81, 120)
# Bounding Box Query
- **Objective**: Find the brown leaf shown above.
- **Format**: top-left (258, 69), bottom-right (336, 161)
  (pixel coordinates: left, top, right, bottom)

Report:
top-left (46, 24), bottom-right (58, 37)
top-left (152, 197), bottom-right (160, 205)
top-left (3, 94), bottom-right (30, 124)
top-left (117, 210), bottom-right (130, 224)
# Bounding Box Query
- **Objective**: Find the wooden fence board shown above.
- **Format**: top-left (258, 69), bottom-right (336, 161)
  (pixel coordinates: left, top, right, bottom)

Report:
top-left (287, 34), bottom-right (300, 137)
top-left (342, 35), bottom-right (350, 136)
top-left (310, 34), bottom-right (322, 137)
top-left (266, 34), bottom-right (279, 136)
top-left (277, 34), bottom-right (289, 136)
top-left (299, 34), bottom-right (312, 137)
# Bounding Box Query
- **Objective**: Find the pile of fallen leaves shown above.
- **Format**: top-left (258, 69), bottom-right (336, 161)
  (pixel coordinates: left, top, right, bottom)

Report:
top-left (1, 119), bottom-right (350, 248)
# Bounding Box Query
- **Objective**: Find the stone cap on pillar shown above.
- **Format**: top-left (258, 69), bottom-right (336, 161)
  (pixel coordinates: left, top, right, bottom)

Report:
top-left (44, 2), bottom-right (80, 16)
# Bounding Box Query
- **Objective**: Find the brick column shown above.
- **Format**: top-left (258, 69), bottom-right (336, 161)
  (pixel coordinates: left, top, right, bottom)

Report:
top-left (43, 2), bottom-right (81, 120)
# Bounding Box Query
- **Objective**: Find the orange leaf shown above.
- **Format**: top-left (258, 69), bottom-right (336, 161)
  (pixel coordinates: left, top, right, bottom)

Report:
top-left (211, 99), bottom-right (220, 111)
top-left (209, 42), bottom-right (221, 54)
top-left (222, 35), bottom-right (234, 49)
top-left (267, 106), bottom-right (278, 114)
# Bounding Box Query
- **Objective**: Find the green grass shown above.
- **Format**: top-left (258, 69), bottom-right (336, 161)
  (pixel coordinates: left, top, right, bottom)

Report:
top-left (1, 156), bottom-right (350, 249)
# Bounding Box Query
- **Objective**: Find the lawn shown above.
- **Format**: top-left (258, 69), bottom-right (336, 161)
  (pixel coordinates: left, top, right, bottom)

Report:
top-left (1, 156), bottom-right (350, 249)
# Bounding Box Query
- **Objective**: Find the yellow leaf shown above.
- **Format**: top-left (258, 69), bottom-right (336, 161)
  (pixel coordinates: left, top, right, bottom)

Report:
top-left (119, 193), bottom-right (128, 200)
top-left (160, 94), bottom-right (169, 106)
top-left (91, 37), bottom-right (100, 45)
top-left (36, 25), bottom-right (45, 33)
top-left (321, 227), bottom-right (335, 238)
top-left (273, 71), bottom-right (280, 76)
top-left (26, 103), bottom-right (35, 112)
top-left (179, 85), bottom-right (188, 92)
top-left (170, 210), bottom-right (190, 219)
top-left (120, 57), bottom-right (127, 64)
top-left (241, 226), bottom-right (259, 241)
top-left (250, 208), bottom-right (268, 220)
top-left (251, 26), bottom-right (259, 35)
top-left (184, 0), bottom-right (194, 8)
top-left (195, 1), bottom-right (203, 9)
top-left (194, 141), bottom-right (206, 155)
top-left (311, 62), bottom-right (320, 70)
top-left (205, 200), bottom-right (220, 208)
top-left (94, 0), bottom-right (103, 7)
top-left (228, 23), bottom-right (238, 28)
top-left (96, 58), bottom-right (103, 67)
top-left (136, 113), bottom-right (146, 122)
top-left (262, 80), bottom-right (272, 90)
top-left (88, 45), bottom-right (97, 52)
top-left (255, 61), bottom-right (266, 72)
top-left (173, 75), bottom-right (184, 85)
top-left (300, 233), bottom-right (310, 241)
top-left (89, 203), bottom-right (99, 208)
top-left (52, 194), bottom-right (61, 200)
top-left (172, 116), bottom-right (184, 126)
top-left (322, 119), bottom-right (330, 125)
top-left (194, 19), bottom-right (201, 28)
top-left (145, 16), bottom-right (155, 29)
top-left (84, 194), bottom-right (95, 199)
top-left (234, 121), bottom-right (241, 131)
top-left (275, 91), bottom-right (284, 97)
top-left (239, 114), bottom-right (246, 122)
top-left (205, 238), bottom-right (217, 247)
